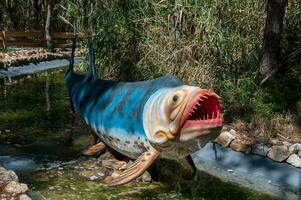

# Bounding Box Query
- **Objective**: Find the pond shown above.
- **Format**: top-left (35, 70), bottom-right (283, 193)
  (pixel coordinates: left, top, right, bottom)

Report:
top-left (0, 69), bottom-right (278, 200)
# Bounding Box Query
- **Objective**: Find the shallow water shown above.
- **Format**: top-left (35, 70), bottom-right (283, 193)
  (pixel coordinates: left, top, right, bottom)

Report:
top-left (0, 69), bottom-right (277, 200)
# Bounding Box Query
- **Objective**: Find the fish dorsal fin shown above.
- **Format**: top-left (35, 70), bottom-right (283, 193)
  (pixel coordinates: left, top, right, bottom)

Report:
top-left (108, 147), bottom-right (160, 187)
top-left (88, 40), bottom-right (97, 79)
top-left (67, 25), bottom-right (77, 73)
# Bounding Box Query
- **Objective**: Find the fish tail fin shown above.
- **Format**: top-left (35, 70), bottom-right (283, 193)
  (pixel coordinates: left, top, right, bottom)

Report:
top-left (88, 39), bottom-right (97, 78)
top-left (68, 25), bottom-right (77, 73)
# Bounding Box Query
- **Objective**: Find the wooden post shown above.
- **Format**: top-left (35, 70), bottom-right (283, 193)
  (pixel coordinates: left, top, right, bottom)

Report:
top-left (45, 0), bottom-right (53, 52)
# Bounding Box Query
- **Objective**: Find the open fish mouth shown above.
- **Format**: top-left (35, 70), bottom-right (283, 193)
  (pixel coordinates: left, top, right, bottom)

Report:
top-left (179, 89), bottom-right (223, 141)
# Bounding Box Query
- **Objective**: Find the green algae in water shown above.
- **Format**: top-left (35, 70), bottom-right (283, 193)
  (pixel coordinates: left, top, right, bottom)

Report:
top-left (0, 69), bottom-right (90, 159)
top-left (0, 69), bottom-right (279, 200)
top-left (26, 164), bottom-right (277, 200)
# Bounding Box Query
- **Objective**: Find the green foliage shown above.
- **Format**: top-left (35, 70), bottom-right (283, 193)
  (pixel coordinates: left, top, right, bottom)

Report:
top-left (0, 48), bottom-right (12, 53)
top-left (60, 0), bottom-right (301, 130)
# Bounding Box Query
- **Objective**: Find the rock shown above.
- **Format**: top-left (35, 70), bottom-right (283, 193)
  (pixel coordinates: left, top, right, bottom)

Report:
top-left (101, 159), bottom-right (127, 170)
top-left (103, 176), bottom-right (113, 184)
top-left (252, 144), bottom-right (271, 157)
top-left (4, 181), bottom-right (28, 194)
top-left (270, 139), bottom-right (279, 145)
top-left (140, 171), bottom-right (152, 182)
top-left (229, 129), bottom-right (237, 137)
top-left (97, 172), bottom-right (105, 177)
top-left (267, 145), bottom-right (290, 162)
top-left (216, 131), bottom-right (236, 147)
top-left (0, 168), bottom-right (19, 182)
top-left (19, 194), bottom-right (31, 200)
top-left (286, 154), bottom-right (301, 168)
top-left (298, 150), bottom-right (301, 157)
top-left (283, 141), bottom-right (292, 146)
top-left (289, 143), bottom-right (301, 154)
top-left (30, 172), bottom-right (49, 182)
top-left (111, 170), bottom-right (122, 179)
top-left (89, 175), bottom-right (98, 181)
top-left (78, 170), bottom-right (98, 180)
top-left (230, 139), bottom-right (251, 153)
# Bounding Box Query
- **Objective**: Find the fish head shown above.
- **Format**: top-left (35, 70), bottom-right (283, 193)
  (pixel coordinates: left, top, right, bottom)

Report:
top-left (143, 85), bottom-right (223, 154)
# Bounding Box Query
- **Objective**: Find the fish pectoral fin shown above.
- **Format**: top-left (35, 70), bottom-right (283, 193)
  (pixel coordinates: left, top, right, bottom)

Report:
top-left (82, 142), bottom-right (107, 156)
top-left (108, 147), bottom-right (160, 187)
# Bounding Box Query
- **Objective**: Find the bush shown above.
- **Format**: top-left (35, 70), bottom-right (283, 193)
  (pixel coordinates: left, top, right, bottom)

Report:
top-left (63, 0), bottom-right (301, 134)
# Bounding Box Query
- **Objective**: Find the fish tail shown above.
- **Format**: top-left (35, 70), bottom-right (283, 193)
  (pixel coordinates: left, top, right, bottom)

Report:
top-left (88, 39), bottom-right (97, 78)
top-left (68, 25), bottom-right (77, 73)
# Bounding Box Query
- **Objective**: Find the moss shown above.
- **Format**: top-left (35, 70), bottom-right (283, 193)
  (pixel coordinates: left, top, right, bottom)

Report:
top-left (0, 110), bottom-right (35, 121)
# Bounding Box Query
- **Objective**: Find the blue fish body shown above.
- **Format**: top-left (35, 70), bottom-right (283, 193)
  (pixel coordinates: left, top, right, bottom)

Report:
top-left (66, 71), bottom-right (183, 157)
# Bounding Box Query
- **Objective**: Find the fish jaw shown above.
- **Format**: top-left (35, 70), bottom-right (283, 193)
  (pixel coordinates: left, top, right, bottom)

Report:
top-left (179, 89), bottom-right (223, 142)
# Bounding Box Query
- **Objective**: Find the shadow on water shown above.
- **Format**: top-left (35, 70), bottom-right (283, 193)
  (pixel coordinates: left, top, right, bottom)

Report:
top-left (0, 69), bottom-right (278, 200)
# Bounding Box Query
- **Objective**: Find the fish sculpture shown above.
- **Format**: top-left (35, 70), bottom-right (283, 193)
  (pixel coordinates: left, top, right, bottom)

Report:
top-left (65, 30), bottom-right (223, 187)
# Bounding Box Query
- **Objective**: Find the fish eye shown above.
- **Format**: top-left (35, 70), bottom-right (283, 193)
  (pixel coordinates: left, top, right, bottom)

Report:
top-left (173, 95), bottom-right (178, 102)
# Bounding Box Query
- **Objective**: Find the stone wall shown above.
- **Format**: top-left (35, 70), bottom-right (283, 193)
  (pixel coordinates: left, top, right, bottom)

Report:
top-left (215, 129), bottom-right (301, 168)
top-left (0, 166), bottom-right (31, 200)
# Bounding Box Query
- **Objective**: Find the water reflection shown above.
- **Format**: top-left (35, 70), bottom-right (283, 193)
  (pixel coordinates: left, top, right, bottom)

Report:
top-left (0, 69), bottom-right (90, 164)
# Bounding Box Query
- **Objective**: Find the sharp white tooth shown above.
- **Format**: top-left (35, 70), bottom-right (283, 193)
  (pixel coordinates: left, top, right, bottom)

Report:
top-left (203, 96), bottom-right (208, 99)
top-left (207, 114), bottom-right (209, 120)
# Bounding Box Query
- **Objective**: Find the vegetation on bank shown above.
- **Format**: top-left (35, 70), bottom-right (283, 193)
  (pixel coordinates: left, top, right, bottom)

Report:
top-left (65, 0), bottom-right (301, 139)
top-left (1, 0), bottom-right (300, 139)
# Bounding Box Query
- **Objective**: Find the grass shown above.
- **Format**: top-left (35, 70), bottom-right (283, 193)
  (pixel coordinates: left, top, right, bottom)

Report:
top-left (0, 48), bottom-right (12, 53)
top-left (63, 0), bottom-right (301, 138)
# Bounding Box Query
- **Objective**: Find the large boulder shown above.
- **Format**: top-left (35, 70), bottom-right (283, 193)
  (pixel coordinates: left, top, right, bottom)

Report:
top-left (3, 181), bottom-right (28, 194)
top-left (0, 167), bottom-right (18, 182)
top-left (230, 139), bottom-right (251, 153)
top-left (288, 143), bottom-right (301, 154)
top-left (216, 131), bottom-right (236, 147)
top-left (252, 143), bottom-right (271, 157)
top-left (267, 145), bottom-right (290, 162)
top-left (286, 154), bottom-right (301, 168)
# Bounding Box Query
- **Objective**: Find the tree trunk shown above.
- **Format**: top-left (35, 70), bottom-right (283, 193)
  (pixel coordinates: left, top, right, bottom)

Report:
top-left (260, 0), bottom-right (287, 81)
top-left (45, 0), bottom-right (53, 52)
top-left (32, 0), bottom-right (40, 30)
